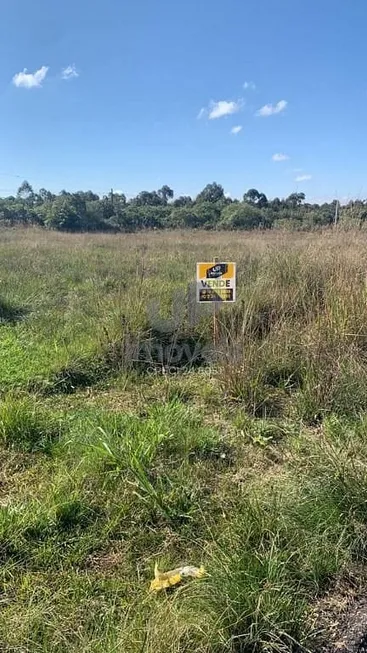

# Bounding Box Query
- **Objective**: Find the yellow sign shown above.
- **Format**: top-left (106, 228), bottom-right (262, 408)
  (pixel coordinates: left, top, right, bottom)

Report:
top-left (196, 262), bottom-right (236, 303)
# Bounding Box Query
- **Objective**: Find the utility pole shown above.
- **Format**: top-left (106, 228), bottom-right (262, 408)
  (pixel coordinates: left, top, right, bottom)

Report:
top-left (334, 199), bottom-right (339, 227)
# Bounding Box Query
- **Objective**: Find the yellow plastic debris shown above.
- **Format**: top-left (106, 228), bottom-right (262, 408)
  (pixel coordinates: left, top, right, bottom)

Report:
top-left (150, 562), bottom-right (205, 592)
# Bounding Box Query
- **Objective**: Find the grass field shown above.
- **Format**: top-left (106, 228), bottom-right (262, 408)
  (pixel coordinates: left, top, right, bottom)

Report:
top-left (2, 227), bottom-right (367, 652)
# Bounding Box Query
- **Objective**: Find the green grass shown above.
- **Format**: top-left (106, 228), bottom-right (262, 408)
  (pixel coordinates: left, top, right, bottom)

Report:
top-left (0, 396), bottom-right (63, 452)
top-left (1, 227), bottom-right (367, 650)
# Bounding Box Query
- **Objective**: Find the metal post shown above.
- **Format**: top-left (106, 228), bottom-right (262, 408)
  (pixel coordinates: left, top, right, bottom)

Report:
top-left (213, 257), bottom-right (219, 347)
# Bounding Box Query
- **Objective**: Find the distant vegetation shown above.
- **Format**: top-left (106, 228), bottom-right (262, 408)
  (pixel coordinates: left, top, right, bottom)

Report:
top-left (1, 179), bottom-right (365, 231)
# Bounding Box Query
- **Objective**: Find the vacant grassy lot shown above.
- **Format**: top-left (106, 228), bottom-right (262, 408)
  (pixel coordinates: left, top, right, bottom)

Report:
top-left (1, 227), bottom-right (367, 652)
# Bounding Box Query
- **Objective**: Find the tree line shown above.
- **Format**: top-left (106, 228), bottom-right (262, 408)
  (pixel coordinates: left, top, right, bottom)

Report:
top-left (0, 180), bottom-right (364, 232)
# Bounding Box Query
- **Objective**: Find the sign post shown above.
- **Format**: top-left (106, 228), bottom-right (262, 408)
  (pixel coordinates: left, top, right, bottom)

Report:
top-left (213, 257), bottom-right (219, 347)
top-left (196, 260), bottom-right (236, 346)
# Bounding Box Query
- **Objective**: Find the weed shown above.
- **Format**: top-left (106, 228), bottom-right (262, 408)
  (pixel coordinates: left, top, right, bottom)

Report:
top-left (0, 396), bottom-right (62, 453)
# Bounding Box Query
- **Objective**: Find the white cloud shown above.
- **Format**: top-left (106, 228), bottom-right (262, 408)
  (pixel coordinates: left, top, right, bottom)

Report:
top-left (61, 64), bottom-right (79, 80)
top-left (225, 192), bottom-right (232, 198)
top-left (208, 100), bottom-right (242, 119)
top-left (256, 100), bottom-right (288, 117)
top-left (272, 153), bottom-right (289, 162)
top-left (295, 174), bottom-right (312, 182)
top-left (197, 107), bottom-right (206, 119)
top-left (12, 65), bottom-right (49, 89)
top-left (243, 81), bottom-right (256, 90)
top-left (231, 125), bottom-right (243, 135)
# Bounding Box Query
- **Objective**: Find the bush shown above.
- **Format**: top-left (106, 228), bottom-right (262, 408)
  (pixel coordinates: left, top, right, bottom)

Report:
top-left (220, 202), bottom-right (264, 229)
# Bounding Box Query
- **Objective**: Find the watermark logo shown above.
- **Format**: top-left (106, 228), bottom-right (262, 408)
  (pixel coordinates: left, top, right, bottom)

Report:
top-left (125, 282), bottom-right (224, 372)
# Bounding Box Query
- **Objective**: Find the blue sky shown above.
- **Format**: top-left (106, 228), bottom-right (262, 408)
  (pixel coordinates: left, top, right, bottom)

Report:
top-left (1, 0), bottom-right (367, 202)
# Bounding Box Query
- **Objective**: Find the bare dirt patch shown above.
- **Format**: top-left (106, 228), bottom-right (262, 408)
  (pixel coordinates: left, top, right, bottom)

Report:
top-left (309, 572), bottom-right (367, 653)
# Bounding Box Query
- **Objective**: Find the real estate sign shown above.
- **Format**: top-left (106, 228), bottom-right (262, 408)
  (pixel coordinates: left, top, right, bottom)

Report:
top-left (196, 262), bottom-right (236, 303)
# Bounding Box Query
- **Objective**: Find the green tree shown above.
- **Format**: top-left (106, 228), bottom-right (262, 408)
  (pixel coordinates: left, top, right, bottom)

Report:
top-left (122, 206), bottom-right (166, 230)
top-left (286, 192), bottom-right (305, 208)
top-left (196, 182), bottom-right (224, 203)
top-left (84, 201), bottom-right (106, 230)
top-left (131, 190), bottom-right (163, 207)
top-left (173, 195), bottom-right (192, 208)
top-left (220, 203), bottom-right (263, 230)
top-left (194, 201), bottom-right (221, 228)
top-left (75, 190), bottom-right (100, 202)
top-left (0, 180), bottom-right (339, 232)
top-left (45, 197), bottom-right (83, 231)
top-left (157, 185), bottom-right (174, 205)
top-left (17, 180), bottom-right (35, 205)
top-left (269, 197), bottom-right (282, 211)
top-left (169, 207), bottom-right (200, 228)
top-left (36, 188), bottom-right (55, 204)
top-left (243, 188), bottom-right (268, 208)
